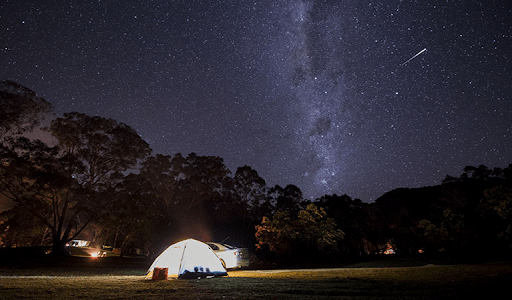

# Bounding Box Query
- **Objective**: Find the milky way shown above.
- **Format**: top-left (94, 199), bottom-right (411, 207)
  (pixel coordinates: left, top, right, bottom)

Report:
top-left (283, 1), bottom-right (357, 196)
top-left (1, 1), bottom-right (511, 202)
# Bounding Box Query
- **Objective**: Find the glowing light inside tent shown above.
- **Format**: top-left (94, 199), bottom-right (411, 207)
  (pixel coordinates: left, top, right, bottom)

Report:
top-left (147, 239), bottom-right (227, 280)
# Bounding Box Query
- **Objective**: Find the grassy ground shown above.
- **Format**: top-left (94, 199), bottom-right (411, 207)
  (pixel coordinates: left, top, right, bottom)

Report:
top-left (1, 255), bottom-right (511, 299)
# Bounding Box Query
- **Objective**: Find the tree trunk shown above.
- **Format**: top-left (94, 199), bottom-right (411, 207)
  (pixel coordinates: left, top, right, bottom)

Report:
top-left (51, 236), bottom-right (68, 257)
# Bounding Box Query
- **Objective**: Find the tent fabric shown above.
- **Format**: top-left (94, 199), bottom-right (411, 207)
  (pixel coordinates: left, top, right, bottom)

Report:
top-left (146, 238), bottom-right (228, 279)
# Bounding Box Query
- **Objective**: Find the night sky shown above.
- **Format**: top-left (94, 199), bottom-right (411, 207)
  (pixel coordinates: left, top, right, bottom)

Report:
top-left (2, 1), bottom-right (511, 202)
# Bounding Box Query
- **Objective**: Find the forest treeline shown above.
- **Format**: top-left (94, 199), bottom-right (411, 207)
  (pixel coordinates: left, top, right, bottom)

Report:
top-left (1, 80), bottom-right (511, 261)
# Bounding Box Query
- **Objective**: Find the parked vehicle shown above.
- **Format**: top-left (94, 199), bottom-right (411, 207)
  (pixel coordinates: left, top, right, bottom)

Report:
top-left (65, 240), bottom-right (105, 257)
top-left (206, 242), bottom-right (250, 269)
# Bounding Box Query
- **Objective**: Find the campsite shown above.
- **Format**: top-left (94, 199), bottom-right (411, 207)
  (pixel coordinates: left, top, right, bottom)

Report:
top-left (1, 252), bottom-right (511, 299)
top-left (146, 239), bottom-right (228, 279)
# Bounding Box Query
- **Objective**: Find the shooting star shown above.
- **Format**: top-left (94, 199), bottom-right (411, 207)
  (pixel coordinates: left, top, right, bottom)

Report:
top-left (401, 48), bottom-right (427, 66)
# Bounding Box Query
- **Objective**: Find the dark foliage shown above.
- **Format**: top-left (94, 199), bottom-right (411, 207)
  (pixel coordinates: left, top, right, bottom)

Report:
top-left (2, 82), bottom-right (511, 262)
top-left (0, 80), bottom-right (52, 137)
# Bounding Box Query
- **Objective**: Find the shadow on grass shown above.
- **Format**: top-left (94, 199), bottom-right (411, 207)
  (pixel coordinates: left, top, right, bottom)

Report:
top-left (0, 252), bottom-right (152, 276)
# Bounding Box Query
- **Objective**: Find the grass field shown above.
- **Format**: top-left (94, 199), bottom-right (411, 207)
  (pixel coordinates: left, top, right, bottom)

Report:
top-left (1, 256), bottom-right (511, 299)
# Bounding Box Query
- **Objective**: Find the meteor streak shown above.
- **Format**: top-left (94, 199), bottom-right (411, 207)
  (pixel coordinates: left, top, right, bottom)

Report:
top-left (401, 48), bottom-right (427, 66)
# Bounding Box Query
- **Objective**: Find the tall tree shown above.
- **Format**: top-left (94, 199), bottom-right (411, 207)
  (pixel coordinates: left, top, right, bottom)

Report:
top-left (0, 113), bottom-right (151, 255)
top-left (48, 112), bottom-right (151, 190)
top-left (0, 137), bottom-right (88, 255)
top-left (140, 153), bottom-right (231, 243)
top-left (268, 184), bottom-right (304, 215)
top-left (255, 203), bottom-right (343, 260)
top-left (233, 165), bottom-right (267, 210)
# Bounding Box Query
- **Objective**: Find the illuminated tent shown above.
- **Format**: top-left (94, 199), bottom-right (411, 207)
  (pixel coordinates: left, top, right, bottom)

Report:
top-left (146, 239), bottom-right (228, 279)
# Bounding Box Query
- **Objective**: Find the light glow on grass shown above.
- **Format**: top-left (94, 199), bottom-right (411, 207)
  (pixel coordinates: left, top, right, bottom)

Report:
top-left (1, 262), bottom-right (511, 299)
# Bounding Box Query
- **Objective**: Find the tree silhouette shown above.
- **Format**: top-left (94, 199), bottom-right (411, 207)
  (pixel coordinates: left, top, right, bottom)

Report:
top-left (0, 113), bottom-right (151, 255)
top-left (0, 137), bottom-right (87, 255)
top-left (255, 203), bottom-right (343, 259)
top-left (0, 80), bottom-right (52, 137)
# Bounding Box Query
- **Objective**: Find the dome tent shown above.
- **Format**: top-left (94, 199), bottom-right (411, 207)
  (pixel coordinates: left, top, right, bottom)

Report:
top-left (146, 238), bottom-right (228, 279)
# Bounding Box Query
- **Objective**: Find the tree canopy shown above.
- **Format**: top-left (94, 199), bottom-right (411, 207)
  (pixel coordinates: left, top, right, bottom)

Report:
top-left (0, 109), bottom-right (151, 255)
top-left (0, 80), bottom-right (52, 137)
top-left (1, 82), bottom-right (511, 262)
